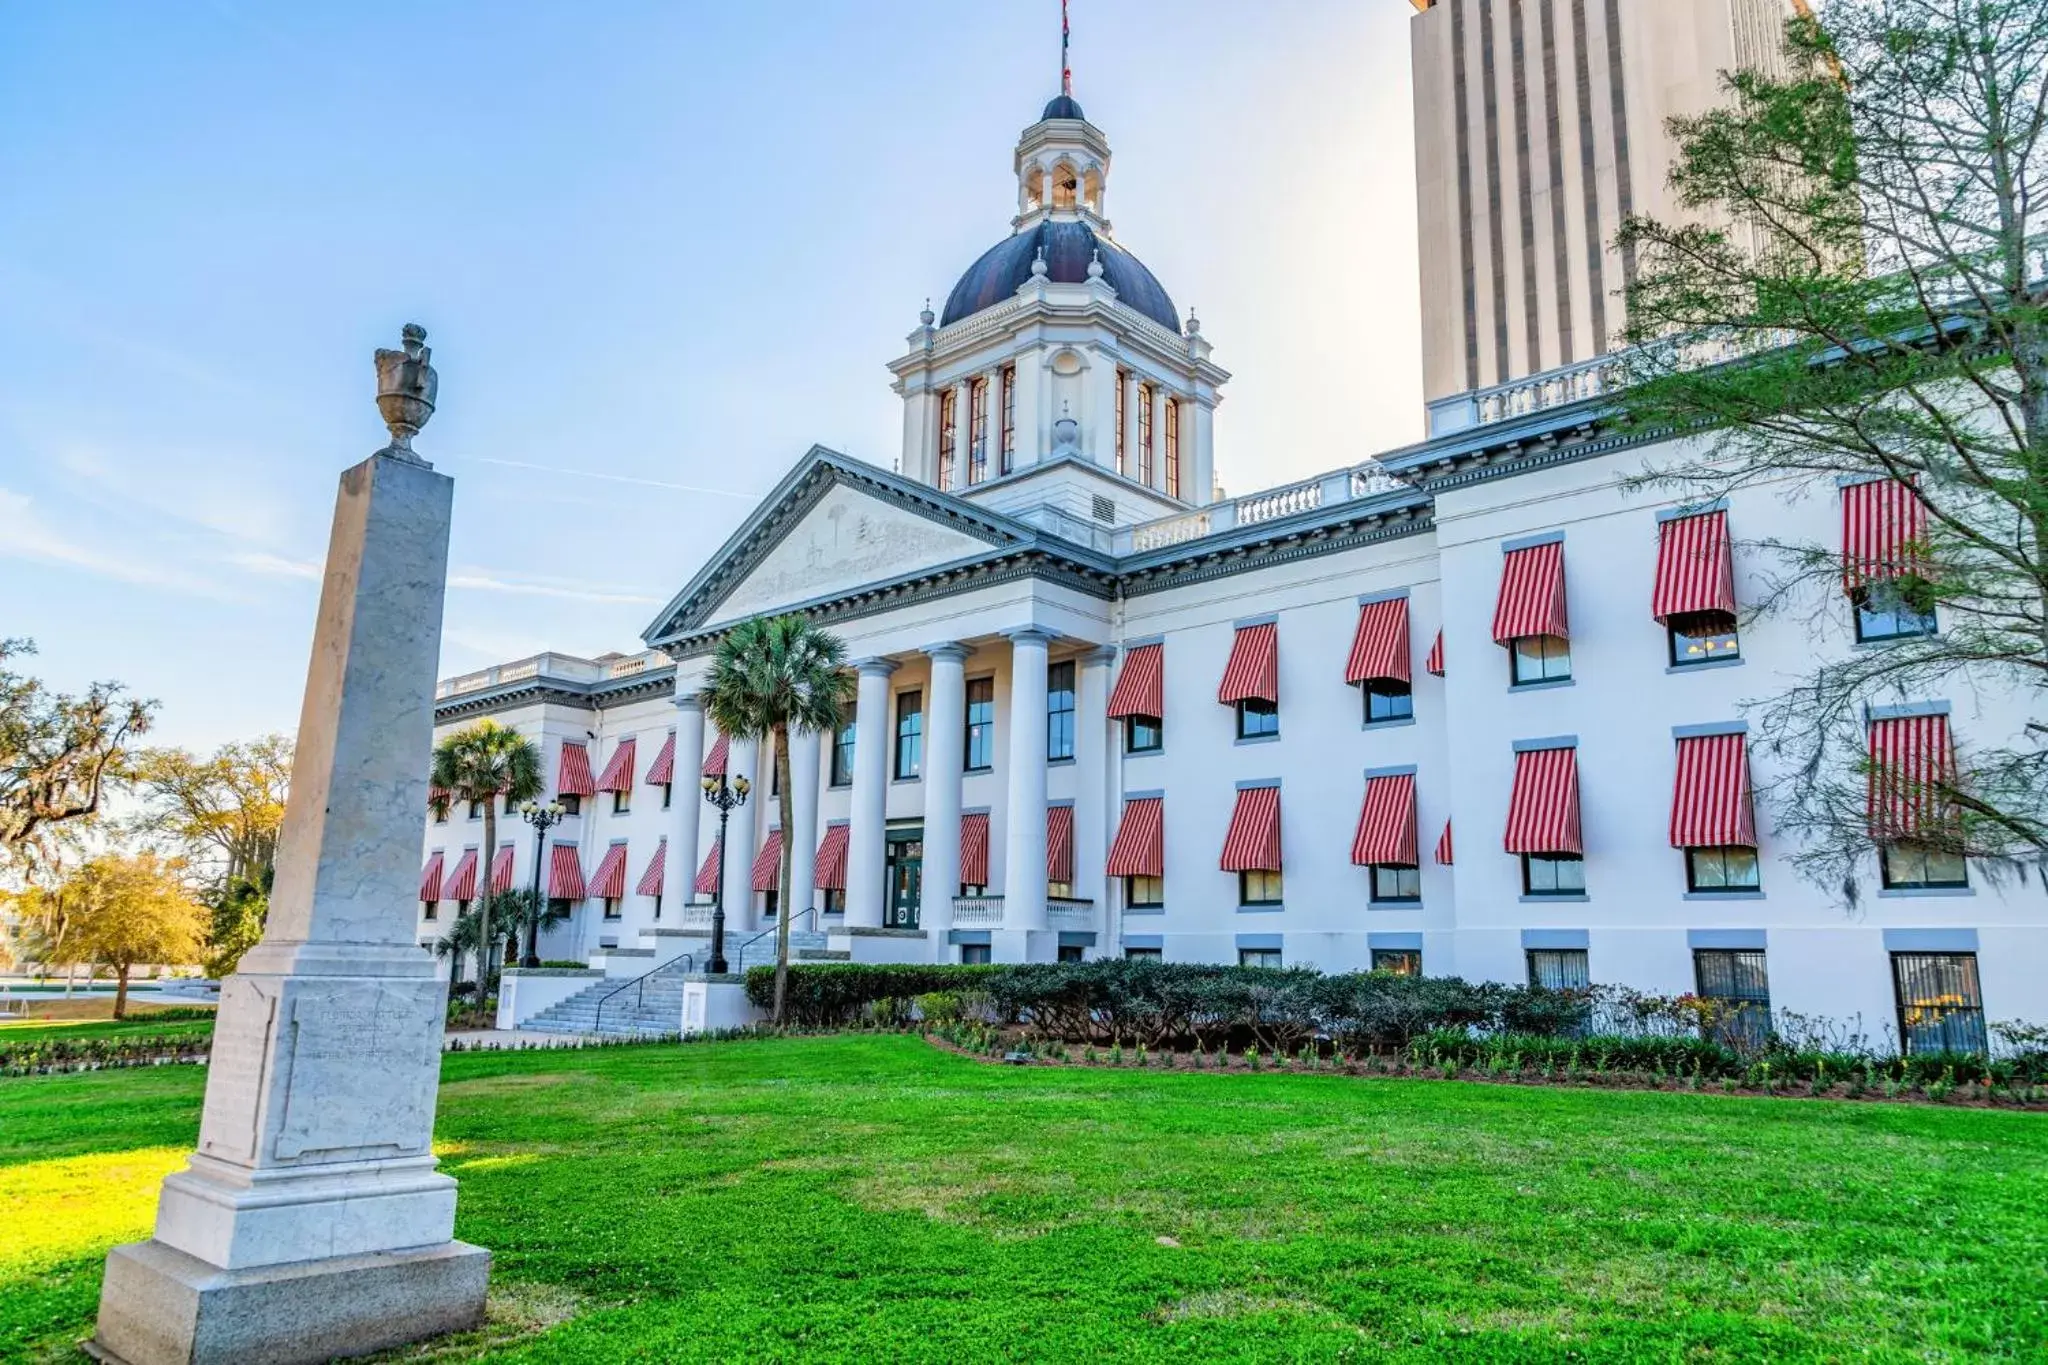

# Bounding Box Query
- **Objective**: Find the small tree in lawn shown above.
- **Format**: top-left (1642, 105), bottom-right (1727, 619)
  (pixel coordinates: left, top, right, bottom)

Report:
top-left (700, 615), bottom-right (852, 1024)
top-left (61, 852), bottom-right (206, 1018)
top-left (433, 904), bottom-right (485, 1002)
top-left (428, 721), bottom-right (542, 996)
top-left (1615, 0), bottom-right (2048, 898)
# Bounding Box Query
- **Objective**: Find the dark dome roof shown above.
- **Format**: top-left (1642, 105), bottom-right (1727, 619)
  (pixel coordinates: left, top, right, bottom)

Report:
top-left (1041, 93), bottom-right (1086, 121)
top-left (939, 218), bottom-right (1179, 331)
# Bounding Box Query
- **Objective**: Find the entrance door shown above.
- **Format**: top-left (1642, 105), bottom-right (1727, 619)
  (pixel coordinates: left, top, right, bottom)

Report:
top-left (885, 830), bottom-right (923, 929)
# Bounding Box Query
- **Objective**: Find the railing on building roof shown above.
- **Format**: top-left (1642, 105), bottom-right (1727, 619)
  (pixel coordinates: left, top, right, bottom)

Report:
top-left (436, 648), bottom-right (673, 700)
top-left (1121, 459), bottom-right (1412, 555)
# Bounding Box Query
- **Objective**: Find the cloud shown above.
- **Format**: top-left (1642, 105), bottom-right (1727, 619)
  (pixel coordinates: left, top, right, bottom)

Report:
top-left (446, 570), bottom-right (662, 606)
top-left (442, 452), bottom-right (763, 501)
top-left (227, 551), bottom-right (322, 580)
top-left (0, 486), bottom-right (225, 596)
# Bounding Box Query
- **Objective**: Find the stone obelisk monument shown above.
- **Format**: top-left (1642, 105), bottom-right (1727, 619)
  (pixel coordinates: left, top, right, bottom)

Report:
top-left (91, 326), bottom-right (490, 1365)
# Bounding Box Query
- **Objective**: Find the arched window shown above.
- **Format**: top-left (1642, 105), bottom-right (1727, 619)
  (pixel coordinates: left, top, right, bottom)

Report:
top-left (1023, 166), bottom-right (1046, 213)
top-left (968, 376), bottom-right (990, 484)
top-left (1137, 382), bottom-right (1155, 484)
top-left (1000, 364), bottom-right (1017, 475)
top-left (936, 388), bottom-right (956, 491)
top-left (1082, 168), bottom-right (1104, 212)
top-left (1164, 398), bottom-right (1181, 499)
top-left (1052, 162), bottom-right (1079, 209)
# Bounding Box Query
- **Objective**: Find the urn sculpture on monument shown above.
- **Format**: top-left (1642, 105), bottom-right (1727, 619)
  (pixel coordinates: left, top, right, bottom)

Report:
top-left (89, 327), bottom-right (489, 1365)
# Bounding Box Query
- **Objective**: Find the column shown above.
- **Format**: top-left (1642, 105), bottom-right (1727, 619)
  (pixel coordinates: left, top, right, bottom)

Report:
top-left (787, 722), bottom-right (821, 923)
top-left (662, 696), bottom-right (705, 925)
top-left (1073, 648), bottom-right (1115, 945)
top-left (948, 380), bottom-right (971, 489)
top-left (1150, 384), bottom-right (1171, 494)
top-left (1000, 629), bottom-right (1052, 936)
top-left (844, 659), bottom-right (897, 928)
top-left (1122, 370), bottom-right (1144, 480)
top-left (900, 388), bottom-right (930, 485)
top-left (1189, 399), bottom-right (1216, 506)
top-left (1010, 348), bottom-right (1041, 471)
top-left (719, 738), bottom-right (759, 935)
top-left (920, 643), bottom-right (969, 953)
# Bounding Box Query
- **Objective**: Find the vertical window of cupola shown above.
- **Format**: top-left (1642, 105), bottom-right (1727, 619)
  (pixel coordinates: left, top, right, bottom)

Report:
top-left (1165, 399), bottom-right (1181, 499)
top-left (936, 388), bottom-right (957, 491)
top-left (1053, 163), bottom-right (1079, 209)
top-left (1000, 364), bottom-right (1017, 475)
top-left (968, 377), bottom-right (991, 484)
top-left (1138, 382), bottom-right (1155, 484)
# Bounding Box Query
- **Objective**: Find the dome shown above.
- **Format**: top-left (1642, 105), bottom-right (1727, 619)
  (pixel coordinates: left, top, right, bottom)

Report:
top-left (939, 218), bottom-right (1179, 331)
top-left (1041, 93), bottom-right (1086, 121)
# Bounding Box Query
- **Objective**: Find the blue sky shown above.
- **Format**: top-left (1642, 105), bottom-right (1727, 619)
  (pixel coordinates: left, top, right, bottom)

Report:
top-left (0, 1), bottom-right (1423, 751)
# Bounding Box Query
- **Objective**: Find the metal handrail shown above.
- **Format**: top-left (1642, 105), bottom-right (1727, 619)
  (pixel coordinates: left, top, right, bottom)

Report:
top-left (591, 949), bottom-right (697, 1036)
top-left (725, 906), bottom-right (819, 974)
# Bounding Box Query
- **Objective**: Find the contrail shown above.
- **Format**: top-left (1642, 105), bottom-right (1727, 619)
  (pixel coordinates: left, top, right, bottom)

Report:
top-left (443, 453), bottom-right (764, 500)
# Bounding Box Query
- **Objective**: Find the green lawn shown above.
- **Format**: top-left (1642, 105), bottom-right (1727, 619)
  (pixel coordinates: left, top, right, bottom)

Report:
top-left (4, 1034), bottom-right (2044, 1362)
top-left (0, 1016), bottom-right (215, 1047)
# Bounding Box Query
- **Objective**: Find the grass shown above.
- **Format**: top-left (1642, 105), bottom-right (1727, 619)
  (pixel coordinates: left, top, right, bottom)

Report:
top-left (3, 1033), bottom-right (2045, 1362)
top-left (0, 1007), bottom-right (215, 1048)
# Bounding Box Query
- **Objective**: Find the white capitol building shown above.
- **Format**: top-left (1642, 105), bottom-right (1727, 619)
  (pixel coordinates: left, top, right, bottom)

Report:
top-left (417, 40), bottom-right (2044, 1044)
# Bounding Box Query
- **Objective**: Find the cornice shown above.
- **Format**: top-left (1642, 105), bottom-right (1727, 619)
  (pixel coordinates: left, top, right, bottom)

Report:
top-left (1120, 506), bottom-right (1436, 597)
top-left (432, 663), bottom-right (677, 725)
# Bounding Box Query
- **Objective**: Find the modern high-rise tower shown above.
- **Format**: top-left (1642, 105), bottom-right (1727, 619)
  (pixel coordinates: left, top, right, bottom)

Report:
top-left (1408, 0), bottom-right (1800, 430)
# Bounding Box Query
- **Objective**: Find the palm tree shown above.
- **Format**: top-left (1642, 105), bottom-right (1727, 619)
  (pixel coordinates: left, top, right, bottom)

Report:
top-left (491, 887), bottom-right (569, 966)
top-left (428, 720), bottom-right (542, 997)
top-left (432, 905), bottom-right (484, 1003)
top-left (700, 615), bottom-right (852, 1024)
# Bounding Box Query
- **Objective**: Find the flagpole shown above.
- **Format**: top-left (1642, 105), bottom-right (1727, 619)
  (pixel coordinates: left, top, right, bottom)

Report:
top-left (1061, 0), bottom-right (1072, 97)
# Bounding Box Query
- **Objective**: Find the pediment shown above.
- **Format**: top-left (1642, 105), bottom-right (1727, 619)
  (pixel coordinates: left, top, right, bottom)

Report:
top-left (644, 448), bottom-right (1032, 644)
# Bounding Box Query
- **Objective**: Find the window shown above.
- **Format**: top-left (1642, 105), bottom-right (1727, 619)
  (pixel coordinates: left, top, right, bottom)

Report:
top-left (1526, 948), bottom-right (1590, 990)
top-left (999, 364), bottom-right (1016, 475)
top-left (1125, 714), bottom-right (1163, 754)
top-left (1880, 841), bottom-right (1968, 890)
top-left (1239, 868), bottom-right (1283, 907)
top-left (1693, 948), bottom-right (1770, 1048)
top-left (559, 793), bottom-right (581, 816)
top-left (1125, 946), bottom-right (1163, 962)
top-left (968, 376), bottom-right (990, 484)
top-left (1236, 697), bottom-right (1279, 740)
top-left (1048, 879), bottom-right (1073, 900)
top-left (761, 887), bottom-right (779, 919)
top-left (1164, 398), bottom-right (1181, 499)
top-left (1138, 382), bottom-right (1155, 484)
top-left (1057, 944), bottom-right (1084, 964)
top-left (964, 677), bottom-right (996, 770)
top-left (961, 943), bottom-right (992, 966)
top-left (1891, 952), bottom-right (1987, 1055)
top-left (1668, 610), bottom-right (1740, 666)
top-left (421, 899), bottom-right (437, 922)
top-left (770, 763), bottom-right (780, 798)
top-left (660, 782), bottom-right (672, 810)
top-left (1238, 947), bottom-right (1283, 969)
top-left (1047, 661), bottom-right (1076, 761)
top-left (1521, 853), bottom-right (1585, 896)
top-left (1854, 583), bottom-right (1936, 643)
top-left (1686, 845), bottom-right (1761, 893)
top-left (546, 897), bottom-right (570, 919)
top-left (432, 805), bottom-right (448, 826)
top-left (936, 388), bottom-right (956, 491)
top-left (894, 691), bottom-right (922, 780)
top-left (1371, 948), bottom-right (1421, 976)
top-left (1362, 679), bottom-right (1413, 724)
top-left (1114, 368), bottom-right (1128, 476)
top-left (1369, 864), bottom-right (1421, 904)
top-left (1125, 875), bottom-right (1163, 909)
top-left (467, 799), bottom-right (484, 821)
top-left (1510, 635), bottom-right (1572, 685)
top-left (612, 789), bottom-right (631, 815)
top-left (959, 881), bottom-right (988, 897)
top-left (602, 897), bottom-right (621, 921)
top-left (823, 887), bottom-right (846, 916)
top-left (456, 898), bottom-right (472, 919)
top-left (651, 893), bottom-right (663, 921)
top-left (831, 722), bottom-right (856, 787)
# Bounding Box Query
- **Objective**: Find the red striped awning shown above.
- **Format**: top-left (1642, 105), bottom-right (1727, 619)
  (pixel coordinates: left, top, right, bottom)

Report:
top-left (1350, 773), bottom-right (1419, 866)
top-left (549, 844), bottom-right (587, 899)
top-left (701, 734), bottom-right (730, 778)
top-left (695, 838), bottom-right (722, 895)
top-left (1652, 510), bottom-right (1736, 622)
top-left (646, 731), bottom-right (676, 786)
top-left (1669, 733), bottom-right (1756, 848)
top-left (960, 812), bottom-right (991, 886)
top-left (1220, 785), bottom-right (1282, 872)
top-left (588, 842), bottom-right (629, 899)
top-left (1868, 712), bottom-right (1955, 841)
top-left (751, 829), bottom-right (784, 892)
top-left (1492, 541), bottom-right (1570, 643)
top-left (419, 851), bottom-right (445, 901)
top-left (1504, 746), bottom-right (1582, 855)
top-left (595, 738), bottom-right (636, 793)
top-left (1046, 806), bottom-right (1075, 884)
top-left (1107, 643), bottom-right (1163, 719)
top-left (635, 839), bottom-right (667, 897)
top-left (427, 784), bottom-right (452, 811)
top-left (1842, 478), bottom-right (1927, 592)
top-left (1106, 797), bottom-right (1164, 878)
top-left (1435, 819), bottom-right (1454, 865)
top-left (557, 742), bottom-right (597, 798)
top-left (1425, 630), bottom-right (1445, 677)
top-left (444, 848), bottom-right (479, 900)
top-left (1217, 623), bottom-right (1279, 705)
top-left (814, 824), bottom-right (849, 890)
top-left (489, 845), bottom-right (517, 894)
top-left (1345, 598), bottom-right (1411, 686)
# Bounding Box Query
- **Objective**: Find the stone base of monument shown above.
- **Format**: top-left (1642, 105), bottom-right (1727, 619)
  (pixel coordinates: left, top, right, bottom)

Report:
top-left (87, 1238), bottom-right (489, 1365)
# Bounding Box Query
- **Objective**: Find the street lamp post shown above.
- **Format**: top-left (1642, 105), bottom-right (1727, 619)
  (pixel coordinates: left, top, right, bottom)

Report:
top-left (699, 772), bottom-right (750, 975)
top-left (517, 799), bottom-right (566, 968)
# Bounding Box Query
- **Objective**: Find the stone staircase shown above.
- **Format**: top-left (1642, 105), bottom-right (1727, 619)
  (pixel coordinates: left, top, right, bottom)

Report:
top-left (520, 929), bottom-right (830, 1037)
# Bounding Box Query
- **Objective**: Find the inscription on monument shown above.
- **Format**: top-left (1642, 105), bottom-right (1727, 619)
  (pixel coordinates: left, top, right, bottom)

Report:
top-left (272, 980), bottom-right (444, 1163)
